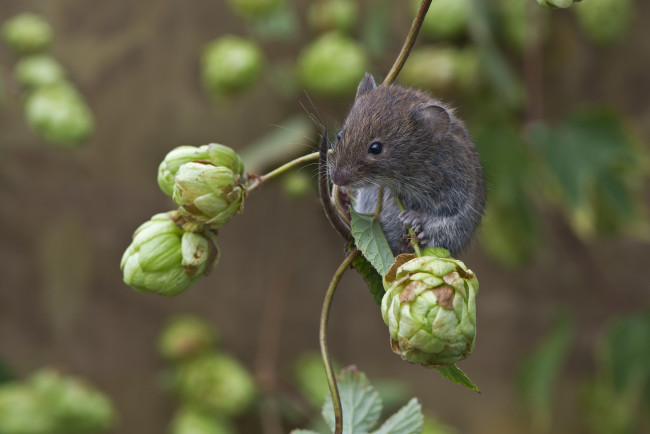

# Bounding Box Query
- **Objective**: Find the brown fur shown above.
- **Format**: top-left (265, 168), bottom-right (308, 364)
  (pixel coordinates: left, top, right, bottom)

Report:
top-left (329, 73), bottom-right (485, 255)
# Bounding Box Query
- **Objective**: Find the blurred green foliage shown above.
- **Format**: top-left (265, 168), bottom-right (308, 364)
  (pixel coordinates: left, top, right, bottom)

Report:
top-left (1, 12), bottom-right (94, 147)
top-left (0, 368), bottom-right (115, 434)
top-left (517, 311), bottom-right (574, 431)
top-left (583, 311), bottom-right (650, 434)
top-left (517, 310), bottom-right (650, 433)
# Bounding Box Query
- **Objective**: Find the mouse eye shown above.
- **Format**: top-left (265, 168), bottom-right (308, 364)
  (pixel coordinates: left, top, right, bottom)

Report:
top-left (336, 131), bottom-right (343, 141)
top-left (368, 141), bottom-right (383, 155)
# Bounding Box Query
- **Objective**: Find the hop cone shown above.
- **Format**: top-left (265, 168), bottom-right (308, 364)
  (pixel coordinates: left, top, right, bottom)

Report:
top-left (157, 143), bottom-right (243, 197)
top-left (2, 13), bottom-right (52, 54)
top-left (381, 248), bottom-right (478, 367)
top-left (173, 161), bottom-right (245, 229)
top-left (120, 212), bottom-right (218, 296)
top-left (158, 315), bottom-right (217, 362)
top-left (175, 353), bottom-right (256, 416)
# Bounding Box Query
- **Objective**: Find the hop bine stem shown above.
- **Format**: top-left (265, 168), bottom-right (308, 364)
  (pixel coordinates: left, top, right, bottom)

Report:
top-left (320, 248), bottom-right (361, 434)
top-left (247, 151), bottom-right (319, 192)
top-left (383, 0), bottom-right (433, 85)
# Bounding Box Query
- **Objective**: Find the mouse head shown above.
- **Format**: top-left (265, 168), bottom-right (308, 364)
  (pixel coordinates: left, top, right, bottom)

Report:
top-left (329, 73), bottom-right (452, 189)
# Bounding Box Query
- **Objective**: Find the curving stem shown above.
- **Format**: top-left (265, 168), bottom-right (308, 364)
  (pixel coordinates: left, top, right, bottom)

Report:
top-left (318, 130), bottom-right (352, 241)
top-left (383, 0), bottom-right (433, 85)
top-left (320, 248), bottom-right (361, 434)
top-left (247, 151), bottom-right (320, 192)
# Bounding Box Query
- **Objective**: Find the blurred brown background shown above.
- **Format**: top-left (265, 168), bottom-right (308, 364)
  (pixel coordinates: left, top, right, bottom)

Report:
top-left (0, 1), bottom-right (649, 433)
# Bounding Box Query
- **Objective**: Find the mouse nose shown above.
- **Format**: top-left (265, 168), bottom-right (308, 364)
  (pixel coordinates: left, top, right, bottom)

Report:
top-left (330, 167), bottom-right (352, 186)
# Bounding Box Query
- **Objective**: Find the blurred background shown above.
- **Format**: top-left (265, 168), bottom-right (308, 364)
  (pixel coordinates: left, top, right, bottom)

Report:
top-left (0, 0), bottom-right (649, 433)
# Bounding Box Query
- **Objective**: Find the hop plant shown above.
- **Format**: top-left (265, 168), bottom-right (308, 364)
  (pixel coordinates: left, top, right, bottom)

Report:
top-left (158, 315), bottom-right (217, 362)
top-left (173, 161), bottom-right (245, 229)
top-left (381, 248), bottom-right (478, 367)
top-left (201, 35), bottom-right (263, 97)
top-left (175, 353), bottom-right (256, 416)
top-left (226, 0), bottom-right (285, 19)
top-left (0, 369), bottom-right (115, 434)
top-left (29, 370), bottom-right (115, 434)
top-left (157, 144), bottom-right (243, 198)
top-left (297, 32), bottom-right (368, 97)
top-left (416, 0), bottom-right (470, 40)
top-left (14, 55), bottom-right (65, 89)
top-left (574, 0), bottom-right (631, 44)
top-left (170, 406), bottom-right (234, 434)
top-left (121, 212), bottom-right (218, 296)
top-left (537, 0), bottom-right (581, 8)
top-left (2, 13), bottom-right (53, 54)
top-left (24, 82), bottom-right (94, 146)
top-left (307, 0), bottom-right (359, 34)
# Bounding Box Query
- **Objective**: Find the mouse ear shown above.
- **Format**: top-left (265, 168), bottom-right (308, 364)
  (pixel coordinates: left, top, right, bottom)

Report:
top-left (412, 104), bottom-right (451, 142)
top-left (355, 73), bottom-right (377, 100)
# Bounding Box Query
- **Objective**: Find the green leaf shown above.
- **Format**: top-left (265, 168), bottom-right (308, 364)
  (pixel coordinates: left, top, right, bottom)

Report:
top-left (516, 310), bottom-right (573, 431)
top-left (529, 109), bottom-right (648, 238)
top-left (350, 208), bottom-right (394, 277)
top-left (351, 251), bottom-right (385, 305)
top-left (436, 365), bottom-right (480, 393)
top-left (371, 398), bottom-right (423, 434)
top-left (322, 368), bottom-right (383, 434)
top-left (599, 311), bottom-right (650, 398)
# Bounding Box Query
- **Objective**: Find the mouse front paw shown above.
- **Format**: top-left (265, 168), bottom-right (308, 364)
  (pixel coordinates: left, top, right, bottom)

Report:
top-left (399, 210), bottom-right (429, 246)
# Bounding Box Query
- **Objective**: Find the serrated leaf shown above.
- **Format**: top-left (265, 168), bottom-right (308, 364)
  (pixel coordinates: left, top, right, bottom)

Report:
top-left (516, 311), bottom-right (573, 431)
top-left (436, 365), bottom-right (480, 393)
top-left (322, 368), bottom-right (383, 434)
top-left (351, 252), bottom-right (385, 305)
top-left (371, 398), bottom-right (423, 434)
top-left (350, 208), bottom-right (394, 277)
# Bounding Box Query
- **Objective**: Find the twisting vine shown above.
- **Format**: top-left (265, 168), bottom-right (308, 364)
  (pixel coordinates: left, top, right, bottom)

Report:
top-left (316, 1), bottom-right (433, 431)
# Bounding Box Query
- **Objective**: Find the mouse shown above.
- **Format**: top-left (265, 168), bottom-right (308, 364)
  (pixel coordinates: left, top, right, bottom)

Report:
top-left (328, 73), bottom-right (485, 256)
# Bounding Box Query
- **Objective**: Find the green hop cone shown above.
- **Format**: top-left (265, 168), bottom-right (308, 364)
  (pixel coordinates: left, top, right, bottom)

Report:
top-left (157, 143), bottom-right (243, 197)
top-left (120, 212), bottom-right (218, 296)
top-left (170, 406), bottom-right (234, 434)
top-left (175, 353), bottom-right (256, 416)
top-left (307, 0), bottom-right (359, 34)
top-left (2, 13), bottom-right (53, 55)
top-left (158, 315), bottom-right (217, 362)
top-left (381, 248), bottom-right (478, 367)
top-left (537, 0), bottom-right (581, 8)
top-left (416, 0), bottom-right (470, 40)
top-left (574, 0), bottom-right (630, 44)
top-left (15, 55), bottom-right (65, 89)
top-left (297, 32), bottom-right (368, 97)
top-left (173, 161), bottom-right (245, 228)
top-left (201, 35), bottom-right (263, 97)
top-left (400, 46), bottom-right (479, 93)
top-left (24, 82), bottom-right (94, 146)
top-left (0, 383), bottom-right (56, 434)
top-left (226, 0), bottom-right (285, 19)
top-left (29, 369), bottom-right (115, 434)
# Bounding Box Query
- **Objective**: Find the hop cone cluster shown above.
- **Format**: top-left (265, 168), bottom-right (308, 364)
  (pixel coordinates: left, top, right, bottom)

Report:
top-left (381, 248), bottom-right (478, 367)
top-left (122, 143), bottom-right (244, 296)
